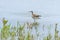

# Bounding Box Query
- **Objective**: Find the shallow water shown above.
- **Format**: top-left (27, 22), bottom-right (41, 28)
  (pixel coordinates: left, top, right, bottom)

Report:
top-left (0, 13), bottom-right (60, 40)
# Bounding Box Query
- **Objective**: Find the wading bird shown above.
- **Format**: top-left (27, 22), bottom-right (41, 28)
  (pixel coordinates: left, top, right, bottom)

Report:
top-left (29, 11), bottom-right (41, 22)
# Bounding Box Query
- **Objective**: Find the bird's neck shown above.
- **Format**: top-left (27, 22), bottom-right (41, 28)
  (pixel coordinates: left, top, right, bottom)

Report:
top-left (32, 12), bottom-right (33, 15)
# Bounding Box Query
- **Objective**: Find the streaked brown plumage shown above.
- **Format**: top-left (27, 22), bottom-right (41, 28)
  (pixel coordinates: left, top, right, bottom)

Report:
top-left (29, 11), bottom-right (41, 22)
top-left (29, 11), bottom-right (41, 19)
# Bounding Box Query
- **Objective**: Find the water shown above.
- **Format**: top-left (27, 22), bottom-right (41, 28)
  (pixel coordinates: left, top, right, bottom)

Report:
top-left (0, 13), bottom-right (60, 40)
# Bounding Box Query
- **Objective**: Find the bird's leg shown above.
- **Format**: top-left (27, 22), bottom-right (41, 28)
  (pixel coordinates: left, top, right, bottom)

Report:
top-left (34, 19), bottom-right (35, 22)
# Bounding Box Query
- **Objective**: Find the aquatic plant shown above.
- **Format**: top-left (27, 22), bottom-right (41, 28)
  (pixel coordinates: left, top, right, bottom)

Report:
top-left (17, 23), bottom-right (25, 40)
top-left (10, 27), bottom-right (16, 40)
top-left (1, 18), bottom-right (10, 40)
top-left (0, 18), bottom-right (60, 40)
top-left (54, 23), bottom-right (59, 40)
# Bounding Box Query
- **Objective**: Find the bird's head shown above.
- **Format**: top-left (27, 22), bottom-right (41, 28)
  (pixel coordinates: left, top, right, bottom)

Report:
top-left (29, 11), bottom-right (33, 14)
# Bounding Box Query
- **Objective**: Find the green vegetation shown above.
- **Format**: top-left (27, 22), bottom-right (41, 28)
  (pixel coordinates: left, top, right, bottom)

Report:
top-left (0, 18), bottom-right (60, 40)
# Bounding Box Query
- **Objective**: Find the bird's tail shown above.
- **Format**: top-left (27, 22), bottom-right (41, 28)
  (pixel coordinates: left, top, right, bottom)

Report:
top-left (39, 15), bottom-right (41, 17)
